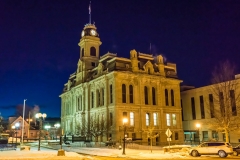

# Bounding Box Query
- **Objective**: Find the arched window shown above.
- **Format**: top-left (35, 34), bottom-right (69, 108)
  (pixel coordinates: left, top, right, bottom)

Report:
top-left (78, 95), bottom-right (82, 111)
top-left (122, 84), bottom-right (126, 103)
top-left (146, 113), bottom-right (150, 126)
top-left (97, 89), bottom-right (100, 107)
top-left (110, 113), bottom-right (113, 126)
top-left (152, 87), bottom-right (156, 105)
top-left (90, 47), bottom-right (96, 56)
top-left (130, 112), bottom-right (134, 126)
top-left (129, 85), bottom-right (133, 103)
top-left (81, 48), bottom-right (84, 57)
top-left (91, 92), bottom-right (94, 108)
top-left (165, 89), bottom-right (169, 106)
top-left (110, 84), bottom-right (113, 103)
top-left (102, 88), bottom-right (104, 106)
top-left (171, 89), bottom-right (174, 106)
top-left (144, 86), bottom-right (148, 105)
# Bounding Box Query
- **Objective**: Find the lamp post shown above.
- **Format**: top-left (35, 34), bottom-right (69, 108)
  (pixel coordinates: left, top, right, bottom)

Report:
top-left (54, 124), bottom-right (60, 140)
top-left (21, 99), bottom-right (27, 144)
top-left (35, 113), bottom-right (47, 151)
top-left (122, 118), bottom-right (128, 155)
top-left (196, 123), bottom-right (201, 144)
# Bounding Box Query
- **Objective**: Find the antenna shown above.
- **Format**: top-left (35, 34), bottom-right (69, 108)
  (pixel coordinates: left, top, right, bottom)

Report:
top-left (89, 1), bottom-right (91, 24)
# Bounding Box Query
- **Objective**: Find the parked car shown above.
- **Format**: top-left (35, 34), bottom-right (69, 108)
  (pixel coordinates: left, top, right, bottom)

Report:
top-left (233, 144), bottom-right (240, 156)
top-left (189, 142), bottom-right (233, 158)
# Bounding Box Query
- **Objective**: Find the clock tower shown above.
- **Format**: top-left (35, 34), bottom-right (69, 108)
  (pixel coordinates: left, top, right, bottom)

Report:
top-left (77, 23), bottom-right (102, 83)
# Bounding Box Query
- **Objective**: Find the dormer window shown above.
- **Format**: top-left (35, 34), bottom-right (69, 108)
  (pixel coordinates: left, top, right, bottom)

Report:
top-left (90, 47), bottom-right (96, 56)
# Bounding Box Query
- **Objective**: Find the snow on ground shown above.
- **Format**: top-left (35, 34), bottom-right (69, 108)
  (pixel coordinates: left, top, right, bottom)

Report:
top-left (0, 144), bottom-right (194, 160)
top-left (0, 146), bottom-right (94, 160)
top-left (1, 143), bottom-right (237, 160)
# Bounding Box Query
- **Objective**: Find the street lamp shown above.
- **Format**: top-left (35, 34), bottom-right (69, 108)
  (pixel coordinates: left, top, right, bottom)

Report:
top-left (21, 99), bottom-right (27, 144)
top-left (122, 118), bottom-right (128, 155)
top-left (35, 113), bottom-right (47, 151)
top-left (196, 123), bottom-right (201, 144)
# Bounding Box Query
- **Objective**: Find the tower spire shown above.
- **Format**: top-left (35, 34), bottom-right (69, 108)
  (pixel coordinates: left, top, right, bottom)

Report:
top-left (89, 1), bottom-right (91, 24)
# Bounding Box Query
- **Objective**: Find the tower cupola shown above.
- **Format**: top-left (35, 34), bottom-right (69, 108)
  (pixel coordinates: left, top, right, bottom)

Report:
top-left (81, 24), bottom-right (99, 38)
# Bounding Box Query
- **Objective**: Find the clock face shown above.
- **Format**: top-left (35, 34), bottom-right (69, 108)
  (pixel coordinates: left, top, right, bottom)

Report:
top-left (90, 29), bottom-right (97, 36)
top-left (81, 31), bottom-right (85, 37)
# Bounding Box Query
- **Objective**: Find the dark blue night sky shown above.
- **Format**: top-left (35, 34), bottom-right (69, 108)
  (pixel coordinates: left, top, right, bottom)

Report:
top-left (1, 0), bottom-right (240, 118)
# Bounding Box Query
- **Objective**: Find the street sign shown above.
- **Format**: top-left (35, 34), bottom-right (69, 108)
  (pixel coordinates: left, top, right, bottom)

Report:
top-left (167, 138), bottom-right (171, 141)
top-left (165, 128), bottom-right (172, 137)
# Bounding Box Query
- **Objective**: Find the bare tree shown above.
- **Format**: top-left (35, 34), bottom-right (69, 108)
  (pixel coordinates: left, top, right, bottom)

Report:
top-left (142, 125), bottom-right (159, 153)
top-left (15, 104), bottom-right (39, 122)
top-left (0, 113), bottom-right (3, 133)
top-left (15, 104), bottom-right (32, 117)
top-left (75, 121), bottom-right (87, 136)
top-left (89, 115), bottom-right (108, 143)
top-left (207, 60), bottom-right (240, 142)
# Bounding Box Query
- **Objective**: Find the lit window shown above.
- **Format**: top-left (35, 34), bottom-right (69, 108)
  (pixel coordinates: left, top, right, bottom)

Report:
top-left (153, 113), bottom-right (157, 126)
top-left (146, 113), bottom-right (150, 126)
top-left (130, 112), bottom-right (134, 126)
top-left (172, 114), bottom-right (176, 126)
top-left (166, 114), bottom-right (171, 126)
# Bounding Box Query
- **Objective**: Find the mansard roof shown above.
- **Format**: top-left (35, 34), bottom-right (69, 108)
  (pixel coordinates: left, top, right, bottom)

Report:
top-left (62, 51), bottom-right (178, 92)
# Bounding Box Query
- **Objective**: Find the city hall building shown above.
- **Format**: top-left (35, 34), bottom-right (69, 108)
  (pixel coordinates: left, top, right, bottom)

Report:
top-left (60, 22), bottom-right (184, 145)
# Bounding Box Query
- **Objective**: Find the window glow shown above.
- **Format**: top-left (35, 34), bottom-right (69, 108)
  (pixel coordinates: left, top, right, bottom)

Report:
top-left (130, 112), bottom-right (134, 126)
top-left (153, 113), bottom-right (157, 126)
top-left (146, 113), bottom-right (150, 126)
top-left (172, 114), bottom-right (176, 126)
top-left (166, 114), bottom-right (171, 126)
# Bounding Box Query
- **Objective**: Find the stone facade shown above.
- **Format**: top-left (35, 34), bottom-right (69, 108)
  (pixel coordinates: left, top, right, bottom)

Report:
top-left (60, 23), bottom-right (184, 145)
